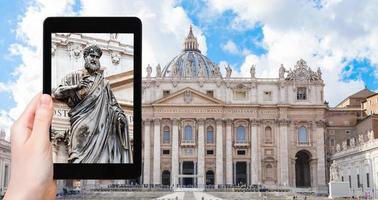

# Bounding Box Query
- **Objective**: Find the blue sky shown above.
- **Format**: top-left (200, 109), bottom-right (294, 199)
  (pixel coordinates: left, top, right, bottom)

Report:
top-left (0, 0), bottom-right (25, 110)
top-left (1, 0), bottom-right (378, 125)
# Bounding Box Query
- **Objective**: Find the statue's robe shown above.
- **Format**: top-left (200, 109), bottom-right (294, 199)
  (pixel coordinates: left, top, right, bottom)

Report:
top-left (55, 70), bottom-right (132, 163)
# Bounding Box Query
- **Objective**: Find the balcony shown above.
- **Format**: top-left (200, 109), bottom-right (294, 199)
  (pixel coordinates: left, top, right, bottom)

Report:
top-left (233, 140), bottom-right (250, 148)
top-left (296, 141), bottom-right (312, 147)
top-left (181, 139), bottom-right (195, 147)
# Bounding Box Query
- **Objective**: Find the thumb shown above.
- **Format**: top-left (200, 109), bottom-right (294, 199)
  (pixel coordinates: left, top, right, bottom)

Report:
top-left (30, 94), bottom-right (53, 146)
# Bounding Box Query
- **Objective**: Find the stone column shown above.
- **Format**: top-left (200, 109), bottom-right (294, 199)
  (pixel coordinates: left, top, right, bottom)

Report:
top-left (197, 118), bottom-right (205, 187)
top-left (171, 118), bottom-right (179, 187)
top-left (279, 119), bottom-right (290, 186)
top-left (215, 119), bottom-right (224, 186)
top-left (250, 119), bottom-right (259, 185)
top-left (316, 120), bottom-right (326, 190)
top-left (153, 118), bottom-right (161, 185)
top-left (226, 119), bottom-right (233, 185)
top-left (143, 119), bottom-right (151, 185)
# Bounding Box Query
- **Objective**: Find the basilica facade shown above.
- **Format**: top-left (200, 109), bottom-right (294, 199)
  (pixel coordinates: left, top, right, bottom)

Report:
top-left (141, 27), bottom-right (327, 192)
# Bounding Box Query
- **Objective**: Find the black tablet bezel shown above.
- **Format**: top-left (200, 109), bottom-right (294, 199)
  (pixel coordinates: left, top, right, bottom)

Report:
top-left (43, 17), bottom-right (141, 179)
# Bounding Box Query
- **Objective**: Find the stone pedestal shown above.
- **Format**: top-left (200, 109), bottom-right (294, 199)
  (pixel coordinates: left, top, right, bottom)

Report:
top-left (329, 181), bottom-right (351, 198)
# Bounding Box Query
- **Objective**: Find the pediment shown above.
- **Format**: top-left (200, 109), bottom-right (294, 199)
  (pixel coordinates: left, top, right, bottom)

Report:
top-left (152, 87), bottom-right (224, 106)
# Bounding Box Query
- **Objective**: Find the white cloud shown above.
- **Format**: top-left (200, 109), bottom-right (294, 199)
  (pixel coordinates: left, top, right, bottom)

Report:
top-left (221, 40), bottom-right (239, 55)
top-left (2, 0), bottom-right (205, 138)
top-left (79, 0), bottom-right (206, 77)
top-left (4, 0), bottom-right (378, 143)
top-left (0, 0), bottom-right (77, 138)
top-left (204, 0), bottom-right (378, 106)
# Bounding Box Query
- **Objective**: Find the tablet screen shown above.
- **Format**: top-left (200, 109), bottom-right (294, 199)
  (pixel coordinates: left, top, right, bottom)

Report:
top-left (50, 33), bottom-right (134, 164)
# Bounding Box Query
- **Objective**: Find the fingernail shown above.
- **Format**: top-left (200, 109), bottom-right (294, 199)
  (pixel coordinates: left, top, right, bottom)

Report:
top-left (40, 94), bottom-right (52, 108)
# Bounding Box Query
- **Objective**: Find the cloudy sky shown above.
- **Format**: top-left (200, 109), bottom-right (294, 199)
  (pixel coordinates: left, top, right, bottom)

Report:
top-left (0, 0), bottom-right (378, 137)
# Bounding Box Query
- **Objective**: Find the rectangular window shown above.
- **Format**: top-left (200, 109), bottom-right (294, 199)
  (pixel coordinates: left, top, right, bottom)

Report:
top-left (357, 174), bottom-right (360, 188)
top-left (263, 91), bottom-right (272, 101)
top-left (233, 91), bottom-right (247, 100)
top-left (297, 87), bottom-right (307, 100)
top-left (349, 175), bottom-right (352, 188)
top-left (342, 176), bottom-right (344, 182)
top-left (367, 173), bottom-right (370, 188)
top-left (206, 150), bottom-right (214, 155)
top-left (206, 90), bottom-right (214, 97)
top-left (163, 90), bottom-right (170, 97)
top-left (162, 149), bottom-right (170, 155)
top-left (237, 150), bottom-right (246, 155)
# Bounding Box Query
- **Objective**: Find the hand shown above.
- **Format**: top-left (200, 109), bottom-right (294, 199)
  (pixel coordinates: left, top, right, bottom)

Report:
top-left (4, 94), bottom-right (56, 200)
top-left (77, 79), bottom-right (90, 90)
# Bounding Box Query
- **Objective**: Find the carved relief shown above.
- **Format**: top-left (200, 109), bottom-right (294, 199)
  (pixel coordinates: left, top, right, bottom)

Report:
top-left (67, 43), bottom-right (83, 60)
top-left (184, 90), bottom-right (193, 103)
top-left (111, 52), bottom-right (121, 65)
top-left (285, 59), bottom-right (322, 81)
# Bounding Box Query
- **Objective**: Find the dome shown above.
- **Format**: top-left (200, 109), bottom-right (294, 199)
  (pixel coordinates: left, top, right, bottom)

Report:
top-left (161, 26), bottom-right (221, 79)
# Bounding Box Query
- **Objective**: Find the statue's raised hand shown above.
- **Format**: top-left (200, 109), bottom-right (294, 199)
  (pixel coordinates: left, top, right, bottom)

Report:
top-left (77, 79), bottom-right (91, 90)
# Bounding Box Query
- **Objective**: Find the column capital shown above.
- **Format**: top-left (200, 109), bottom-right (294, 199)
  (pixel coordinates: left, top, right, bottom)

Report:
top-left (144, 118), bottom-right (152, 125)
top-left (197, 118), bottom-right (206, 125)
top-left (172, 118), bottom-right (179, 125)
top-left (216, 118), bottom-right (224, 125)
top-left (278, 119), bottom-right (291, 126)
top-left (226, 119), bottom-right (233, 125)
top-left (154, 118), bottom-right (161, 124)
top-left (249, 118), bottom-right (261, 126)
top-left (315, 120), bottom-right (326, 128)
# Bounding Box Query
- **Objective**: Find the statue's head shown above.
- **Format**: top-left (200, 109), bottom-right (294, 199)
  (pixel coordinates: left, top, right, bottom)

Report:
top-left (83, 45), bottom-right (103, 73)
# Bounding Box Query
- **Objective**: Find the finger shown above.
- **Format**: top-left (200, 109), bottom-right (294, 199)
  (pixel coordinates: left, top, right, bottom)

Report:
top-left (11, 93), bottom-right (41, 145)
top-left (30, 94), bottom-right (53, 146)
top-left (17, 93), bottom-right (42, 130)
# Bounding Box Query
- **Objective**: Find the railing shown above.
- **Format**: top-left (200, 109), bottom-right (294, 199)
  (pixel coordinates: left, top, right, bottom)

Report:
top-left (81, 184), bottom-right (292, 193)
top-left (181, 140), bottom-right (195, 146)
top-left (296, 141), bottom-right (312, 146)
top-left (234, 140), bottom-right (250, 147)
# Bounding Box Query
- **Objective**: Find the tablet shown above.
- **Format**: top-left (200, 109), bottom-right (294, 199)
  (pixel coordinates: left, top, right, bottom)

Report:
top-left (43, 17), bottom-right (141, 179)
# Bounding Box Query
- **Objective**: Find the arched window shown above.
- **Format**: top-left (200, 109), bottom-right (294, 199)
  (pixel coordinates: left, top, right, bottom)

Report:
top-left (163, 126), bottom-right (170, 144)
top-left (265, 126), bottom-right (272, 143)
top-left (236, 126), bottom-right (246, 142)
top-left (184, 125), bottom-right (193, 141)
top-left (207, 126), bottom-right (214, 144)
top-left (298, 126), bottom-right (308, 144)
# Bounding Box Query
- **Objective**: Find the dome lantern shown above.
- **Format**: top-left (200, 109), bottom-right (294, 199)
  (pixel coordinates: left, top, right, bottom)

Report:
top-left (183, 25), bottom-right (200, 52)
